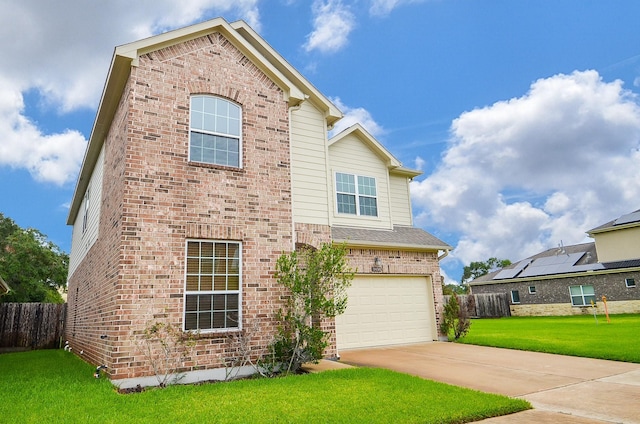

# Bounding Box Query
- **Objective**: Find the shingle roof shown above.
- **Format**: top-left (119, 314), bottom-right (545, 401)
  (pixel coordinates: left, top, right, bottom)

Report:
top-left (331, 225), bottom-right (451, 251)
top-left (470, 242), bottom-right (602, 285)
top-left (588, 208), bottom-right (640, 233)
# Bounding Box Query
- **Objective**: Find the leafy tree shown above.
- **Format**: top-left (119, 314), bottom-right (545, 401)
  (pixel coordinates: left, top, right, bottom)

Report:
top-left (0, 213), bottom-right (68, 303)
top-left (460, 257), bottom-right (511, 284)
top-left (264, 243), bottom-right (354, 375)
top-left (443, 283), bottom-right (468, 295)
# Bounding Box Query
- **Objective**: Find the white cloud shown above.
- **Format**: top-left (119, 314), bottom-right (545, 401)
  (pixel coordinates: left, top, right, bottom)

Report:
top-left (304, 0), bottom-right (355, 54)
top-left (369, 0), bottom-right (424, 16)
top-left (329, 97), bottom-right (385, 137)
top-left (0, 78), bottom-right (86, 185)
top-left (412, 70), bottom-right (640, 266)
top-left (0, 0), bottom-right (260, 185)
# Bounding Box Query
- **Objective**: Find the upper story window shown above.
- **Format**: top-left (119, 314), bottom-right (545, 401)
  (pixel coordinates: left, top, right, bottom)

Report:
top-left (190, 95), bottom-right (241, 168)
top-left (335, 172), bottom-right (378, 217)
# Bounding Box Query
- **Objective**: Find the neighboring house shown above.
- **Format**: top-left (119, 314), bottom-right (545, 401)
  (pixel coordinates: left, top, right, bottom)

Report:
top-left (470, 209), bottom-right (640, 316)
top-left (65, 18), bottom-right (451, 388)
top-left (0, 276), bottom-right (9, 296)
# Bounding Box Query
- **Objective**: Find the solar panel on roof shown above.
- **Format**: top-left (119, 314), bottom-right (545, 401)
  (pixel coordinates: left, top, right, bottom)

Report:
top-left (614, 210), bottom-right (640, 226)
top-left (494, 259), bottom-right (532, 279)
top-left (519, 252), bottom-right (585, 278)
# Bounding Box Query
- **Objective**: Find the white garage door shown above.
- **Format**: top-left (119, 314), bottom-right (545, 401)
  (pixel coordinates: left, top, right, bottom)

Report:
top-left (336, 276), bottom-right (436, 351)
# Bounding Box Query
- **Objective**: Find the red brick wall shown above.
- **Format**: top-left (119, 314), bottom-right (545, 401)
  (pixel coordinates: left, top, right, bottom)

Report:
top-left (67, 32), bottom-right (294, 381)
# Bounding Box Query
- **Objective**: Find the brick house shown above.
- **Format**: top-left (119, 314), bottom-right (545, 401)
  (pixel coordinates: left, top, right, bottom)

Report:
top-left (65, 18), bottom-right (450, 388)
top-left (470, 209), bottom-right (640, 316)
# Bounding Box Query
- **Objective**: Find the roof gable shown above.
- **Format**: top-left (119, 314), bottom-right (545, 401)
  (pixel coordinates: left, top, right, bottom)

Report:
top-left (588, 208), bottom-right (640, 234)
top-left (68, 17), bottom-right (342, 224)
top-left (329, 124), bottom-right (421, 177)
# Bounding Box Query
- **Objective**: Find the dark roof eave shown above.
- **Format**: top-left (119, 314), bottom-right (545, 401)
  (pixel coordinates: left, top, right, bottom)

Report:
top-left (332, 238), bottom-right (451, 252)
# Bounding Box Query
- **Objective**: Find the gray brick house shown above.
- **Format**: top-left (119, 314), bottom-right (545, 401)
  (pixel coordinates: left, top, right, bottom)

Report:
top-left (470, 210), bottom-right (640, 316)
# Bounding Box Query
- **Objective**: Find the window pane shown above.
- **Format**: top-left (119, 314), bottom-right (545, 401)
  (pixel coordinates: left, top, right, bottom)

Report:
top-left (585, 295), bottom-right (596, 305)
top-left (201, 258), bottom-right (213, 274)
top-left (199, 312), bottom-right (212, 330)
top-left (199, 295), bottom-right (212, 311)
top-left (215, 243), bottom-right (227, 258)
top-left (187, 241), bottom-right (200, 257)
top-left (186, 257), bottom-right (199, 274)
top-left (201, 242), bottom-right (214, 258)
top-left (227, 311), bottom-right (239, 328)
top-left (227, 275), bottom-right (239, 290)
top-left (185, 313), bottom-right (198, 330)
top-left (337, 193), bottom-right (356, 214)
top-left (336, 173), bottom-right (355, 193)
top-left (582, 285), bottom-right (595, 295)
top-left (215, 258), bottom-right (226, 274)
top-left (186, 275), bottom-right (199, 291)
top-left (185, 295), bottom-right (198, 312)
top-left (227, 294), bottom-right (239, 310)
top-left (227, 258), bottom-right (239, 274)
top-left (214, 275), bottom-right (226, 291)
top-left (213, 295), bottom-right (225, 311)
top-left (200, 275), bottom-right (212, 291)
top-left (213, 312), bottom-right (225, 328)
top-left (359, 196), bottom-right (378, 217)
top-left (358, 176), bottom-right (377, 196)
top-left (569, 286), bottom-right (582, 295)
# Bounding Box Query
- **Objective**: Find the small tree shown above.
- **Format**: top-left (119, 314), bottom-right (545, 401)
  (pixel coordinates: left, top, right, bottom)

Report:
top-left (265, 243), bottom-right (354, 375)
top-left (440, 293), bottom-right (471, 340)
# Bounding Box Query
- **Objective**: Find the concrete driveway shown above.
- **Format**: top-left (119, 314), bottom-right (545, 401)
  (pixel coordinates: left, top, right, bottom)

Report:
top-left (338, 342), bottom-right (640, 424)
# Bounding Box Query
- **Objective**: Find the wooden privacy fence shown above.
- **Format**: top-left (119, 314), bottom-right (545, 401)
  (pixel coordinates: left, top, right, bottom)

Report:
top-left (0, 303), bottom-right (67, 349)
top-left (444, 293), bottom-right (511, 318)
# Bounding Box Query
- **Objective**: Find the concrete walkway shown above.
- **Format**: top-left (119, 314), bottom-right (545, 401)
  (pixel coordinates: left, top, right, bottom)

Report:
top-left (338, 342), bottom-right (640, 424)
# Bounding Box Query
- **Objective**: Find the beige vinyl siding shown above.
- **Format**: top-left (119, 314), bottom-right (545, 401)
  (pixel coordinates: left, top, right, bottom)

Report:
top-left (290, 101), bottom-right (330, 225)
top-left (389, 174), bottom-right (412, 226)
top-left (329, 134), bottom-right (392, 229)
top-left (68, 145), bottom-right (104, 278)
top-left (592, 226), bottom-right (640, 262)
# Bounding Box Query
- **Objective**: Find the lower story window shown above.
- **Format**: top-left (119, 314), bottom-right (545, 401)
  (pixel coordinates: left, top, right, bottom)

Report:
top-left (569, 285), bottom-right (595, 306)
top-left (184, 240), bottom-right (241, 331)
top-left (510, 290), bottom-right (520, 304)
top-left (626, 278), bottom-right (636, 288)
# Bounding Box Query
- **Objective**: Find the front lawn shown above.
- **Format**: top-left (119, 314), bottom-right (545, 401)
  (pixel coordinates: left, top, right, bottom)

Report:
top-left (459, 313), bottom-right (640, 363)
top-left (0, 350), bottom-right (529, 423)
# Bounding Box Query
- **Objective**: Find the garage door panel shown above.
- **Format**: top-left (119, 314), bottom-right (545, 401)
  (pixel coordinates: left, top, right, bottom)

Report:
top-left (336, 276), bottom-right (435, 351)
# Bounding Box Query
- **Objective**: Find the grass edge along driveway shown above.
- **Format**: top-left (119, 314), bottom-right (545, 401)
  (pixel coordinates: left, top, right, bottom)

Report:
top-left (459, 313), bottom-right (640, 363)
top-left (0, 350), bottom-right (529, 423)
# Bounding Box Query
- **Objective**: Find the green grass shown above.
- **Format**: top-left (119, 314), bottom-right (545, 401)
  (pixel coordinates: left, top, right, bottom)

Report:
top-left (0, 350), bottom-right (529, 423)
top-left (459, 313), bottom-right (640, 363)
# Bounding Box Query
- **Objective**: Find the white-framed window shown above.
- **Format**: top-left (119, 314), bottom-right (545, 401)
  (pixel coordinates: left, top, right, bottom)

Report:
top-left (335, 172), bottom-right (378, 217)
top-left (184, 240), bottom-right (241, 331)
top-left (528, 286), bottom-right (536, 294)
top-left (626, 278), bottom-right (636, 288)
top-left (569, 285), bottom-right (596, 306)
top-left (82, 185), bottom-right (90, 234)
top-left (189, 95), bottom-right (241, 168)
top-left (510, 290), bottom-right (520, 304)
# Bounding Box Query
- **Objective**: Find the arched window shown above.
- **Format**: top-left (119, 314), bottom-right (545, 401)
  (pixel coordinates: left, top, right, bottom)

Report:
top-left (189, 95), bottom-right (241, 167)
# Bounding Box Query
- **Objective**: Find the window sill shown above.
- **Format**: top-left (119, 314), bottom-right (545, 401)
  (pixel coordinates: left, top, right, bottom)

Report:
top-left (188, 161), bottom-right (244, 173)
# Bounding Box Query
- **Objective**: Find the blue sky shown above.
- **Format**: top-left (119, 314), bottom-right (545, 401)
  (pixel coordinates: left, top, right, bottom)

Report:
top-left (1, 0), bottom-right (640, 283)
